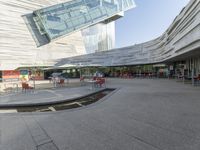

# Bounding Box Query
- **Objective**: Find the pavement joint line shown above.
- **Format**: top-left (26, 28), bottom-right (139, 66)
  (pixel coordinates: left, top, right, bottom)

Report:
top-left (36, 140), bottom-right (53, 147)
top-left (127, 133), bottom-right (164, 150)
top-left (43, 90), bottom-right (63, 98)
top-left (86, 115), bottom-right (163, 150)
top-left (129, 115), bottom-right (200, 141)
top-left (37, 141), bottom-right (60, 150)
top-left (97, 109), bottom-right (197, 149)
top-left (69, 113), bottom-right (163, 150)
top-left (21, 115), bottom-right (38, 146)
top-left (21, 115), bottom-right (59, 149)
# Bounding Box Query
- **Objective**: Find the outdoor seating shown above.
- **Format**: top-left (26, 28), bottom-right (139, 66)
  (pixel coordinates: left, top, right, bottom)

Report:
top-left (4, 85), bottom-right (13, 93)
top-left (58, 79), bottom-right (65, 87)
top-left (197, 75), bottom-right (200, 86)
top-left (3, 83), bottom-right (18, 93)
top-left (80, 76), bottom-right (85, 86)
top-left (194, 74), bottom-right (200, 86)
top-left (80, 76), bottom-right (85, 82)
top-left (96, 78), bottom-right (106, 88)
top-left (48, 77), bottom-right (53, 83)
top-left (22, 82), bottom-right (34, 92)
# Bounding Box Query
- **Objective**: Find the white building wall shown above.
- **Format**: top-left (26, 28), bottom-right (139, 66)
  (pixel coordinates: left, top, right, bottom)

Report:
top-left (0, 0), bottom-right (116, 70)
top-left (56, 0), bottom-right (200, 67)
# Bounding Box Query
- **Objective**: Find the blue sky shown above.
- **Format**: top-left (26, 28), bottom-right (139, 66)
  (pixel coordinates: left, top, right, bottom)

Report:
top-left (115, 0), bottom-right (190, 48)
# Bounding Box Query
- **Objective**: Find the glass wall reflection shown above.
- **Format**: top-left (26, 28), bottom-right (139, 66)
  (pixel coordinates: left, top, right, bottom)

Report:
top-left (33, 0), bottom-right (135, 40)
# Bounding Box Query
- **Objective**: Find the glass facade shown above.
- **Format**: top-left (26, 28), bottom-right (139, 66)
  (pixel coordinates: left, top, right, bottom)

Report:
top-left (33, 0), bottom-right (135, 41)
top-left (82, 22), bottom-right (115, 53)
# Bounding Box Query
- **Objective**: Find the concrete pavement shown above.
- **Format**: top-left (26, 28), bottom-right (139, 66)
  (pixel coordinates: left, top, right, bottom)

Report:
top-left (1, 78), bottom-right (200, 150)
top-left (0, 86), bottom-right (103, 106)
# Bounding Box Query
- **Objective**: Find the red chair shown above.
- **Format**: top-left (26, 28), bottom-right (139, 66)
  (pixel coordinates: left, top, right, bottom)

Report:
top-left (197, 74), bottom-right (200, 85)
top-left (22, 82), bottom-right (34, 92)
top-left (198, 74), bottom-right (200, 80)
top-left (96, 78), bottom-right (106, 88)
top-left (80, 77), bottom-right (85, 82)
top-left (58, 79), bottom-right (65, 87)
top-left (93, 77), bottom-right (97, 80)
top-left (80, 77), bottom-right (85, 86)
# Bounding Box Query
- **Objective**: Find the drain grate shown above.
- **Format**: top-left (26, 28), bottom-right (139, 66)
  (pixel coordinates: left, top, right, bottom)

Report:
top-left (0, 88), bottom-right (115, 113)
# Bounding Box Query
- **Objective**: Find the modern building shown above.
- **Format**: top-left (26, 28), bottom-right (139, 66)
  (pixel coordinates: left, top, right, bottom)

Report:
top-left (56, 0), bottom-right (200, 78)
top-left (1, 0), bottom-right (200, 81)
top-left (0, 0), bottom-right (135, 70)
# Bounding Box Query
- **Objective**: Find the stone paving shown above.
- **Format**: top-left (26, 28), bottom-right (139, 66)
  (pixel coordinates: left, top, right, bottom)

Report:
top-left (0, 86), bottom-right (102, 105)
top-left (0, 79), bottom-right (103, 105)
top-left (0, 78), bottom-right (200, 150)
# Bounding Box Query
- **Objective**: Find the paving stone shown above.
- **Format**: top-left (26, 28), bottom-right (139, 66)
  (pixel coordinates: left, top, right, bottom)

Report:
top-left (1, 79), bottom-right (200, 150)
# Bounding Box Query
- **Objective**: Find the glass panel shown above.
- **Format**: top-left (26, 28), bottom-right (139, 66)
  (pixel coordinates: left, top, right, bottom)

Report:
top-left (33, 0), bottom-right (135, 40)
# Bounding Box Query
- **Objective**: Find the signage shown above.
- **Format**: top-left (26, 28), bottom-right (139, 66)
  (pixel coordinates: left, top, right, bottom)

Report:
top-left (20, 70), bottom-right (29, 81)
top-left (2, 70), bottom-right (20, 82)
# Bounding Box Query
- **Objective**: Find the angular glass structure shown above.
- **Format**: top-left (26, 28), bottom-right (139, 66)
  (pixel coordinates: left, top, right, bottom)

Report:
top-left (81, 22), bottom-right (115, 53)
top-left (33, 0), bottom-right (135, 41)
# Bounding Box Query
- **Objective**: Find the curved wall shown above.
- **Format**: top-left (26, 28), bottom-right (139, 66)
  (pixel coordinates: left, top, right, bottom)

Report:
top-left (56, 0), bottom-right (200, 67)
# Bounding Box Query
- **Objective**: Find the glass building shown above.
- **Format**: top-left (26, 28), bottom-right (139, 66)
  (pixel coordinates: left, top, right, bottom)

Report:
top-left (33, 0), bottom-right (134, 42)
top-left (0, 0), bottom-right (135, 70)
top-left (81, 22), bottom-right (115, 53)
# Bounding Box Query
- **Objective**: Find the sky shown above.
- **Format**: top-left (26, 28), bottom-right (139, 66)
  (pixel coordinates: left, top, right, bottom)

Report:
top-left (115, 0), bottom-right (190, 48)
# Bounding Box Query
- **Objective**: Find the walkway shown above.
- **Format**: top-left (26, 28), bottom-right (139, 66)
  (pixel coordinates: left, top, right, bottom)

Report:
top-left (1, 78), bottom-right (200, 150)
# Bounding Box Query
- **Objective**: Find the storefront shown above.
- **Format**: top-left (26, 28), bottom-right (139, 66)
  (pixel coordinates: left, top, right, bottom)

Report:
top-left (2, 70), bottom-right (20, 82)
top-left (31, 69), bottom-right (44, 80)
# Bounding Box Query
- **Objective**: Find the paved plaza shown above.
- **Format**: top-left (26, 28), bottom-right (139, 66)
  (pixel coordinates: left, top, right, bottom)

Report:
top-left (1, 78), bottom-right (200, 150)
top-left (0, 85), bottom-right (103, 106)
